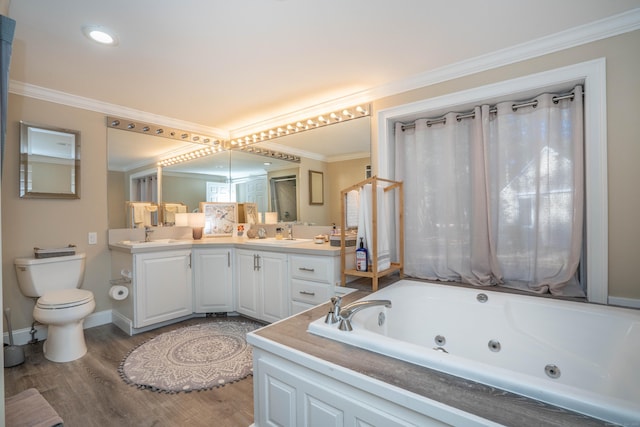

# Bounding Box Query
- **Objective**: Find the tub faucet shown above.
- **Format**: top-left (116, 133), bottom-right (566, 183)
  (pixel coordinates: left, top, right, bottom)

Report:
top-left (144, 226), bottom-right (154, 242)
top-left (338, 299), bottom-right (392, 331)
top-left (324, 296), bottom-right (342, 324)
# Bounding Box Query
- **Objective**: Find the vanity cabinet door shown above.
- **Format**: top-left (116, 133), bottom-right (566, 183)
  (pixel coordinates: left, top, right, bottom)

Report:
top-left (236, 249), bottom-right (289, 323)
top-left (260, 251), bottom-right (289, 323)
top-left (134, 249), bottom-right (192, 328)
top-left (236, 249), bottom-right (260, 319)
top-left (193, 247), bottom-right (234, 313)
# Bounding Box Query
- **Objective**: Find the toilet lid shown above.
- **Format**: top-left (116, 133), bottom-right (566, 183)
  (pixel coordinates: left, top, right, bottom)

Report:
top-left (37, 289), bottom-right (94, 309)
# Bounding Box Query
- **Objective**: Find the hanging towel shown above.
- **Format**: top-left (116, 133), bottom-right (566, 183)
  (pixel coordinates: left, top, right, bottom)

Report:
top-left (132, 203), bottom-right (145, 225)
top-left (356, 184), bottom-right (391, 272)
top-left (164, 205), bottom-right (177, 224)
top-left (356, 185), bottom-right (370, 265)
top-left (346, 190), bottom-right (359, 228)
top-left (145, 205), bottom-right (158, 227)
top-left (376, 185), bottom-right (391, 271)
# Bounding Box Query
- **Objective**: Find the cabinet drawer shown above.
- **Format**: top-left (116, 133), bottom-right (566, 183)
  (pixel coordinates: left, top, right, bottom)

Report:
top-left (290, 255), bottom-right (333, 284)
top-left (290, 279), bottom-right (330, 305)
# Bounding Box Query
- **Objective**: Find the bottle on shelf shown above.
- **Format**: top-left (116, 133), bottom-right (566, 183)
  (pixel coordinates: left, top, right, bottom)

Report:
top-left (356, 237), bottom-right (368, 272)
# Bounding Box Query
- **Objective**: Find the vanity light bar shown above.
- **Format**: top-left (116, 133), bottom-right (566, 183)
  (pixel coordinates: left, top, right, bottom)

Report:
top-left (111, 104), bottom-right (369, 168)
top-left (157, 144), bottom-right (299, 167)
top-left (107, 116), bottom-right (223, 147)
top-left (237, 145), bottom-right (301, 163)
top-left (157, 146), bottom-right (226, 167)
top-left (229, 104), bottom-right (371, 147)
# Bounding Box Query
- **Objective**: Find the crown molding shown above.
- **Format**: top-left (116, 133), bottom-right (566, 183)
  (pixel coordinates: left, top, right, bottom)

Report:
top-left (8, 80), bottom-right (228, 138)
top-left (361, 8), bottom-right (640, 104)
top-left (9, 8), bottom-right (639, 133)
top-left (327, 151), bottom-right (370, 163)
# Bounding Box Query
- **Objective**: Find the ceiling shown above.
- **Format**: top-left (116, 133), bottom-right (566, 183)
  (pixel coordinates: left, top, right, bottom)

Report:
top-left (7, 1), bottom-right (640, 154)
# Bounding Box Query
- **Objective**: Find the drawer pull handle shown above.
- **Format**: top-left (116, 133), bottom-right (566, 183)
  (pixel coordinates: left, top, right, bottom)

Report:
top-left (299, 267), bottom-right (315, 272)
top-left (299, 291), bottom-right (316, 296)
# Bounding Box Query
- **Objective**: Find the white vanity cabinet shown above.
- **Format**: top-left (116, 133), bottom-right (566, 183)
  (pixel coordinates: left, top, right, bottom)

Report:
top-left (192, 247), bottom-right (234, 313)
top-left (252, 348), bottom-right (437, 427)
top-left (134, 249), bottom-right (192, 328)
top-left (289, 254), bottom-right (339, 314)
top-left (236, 248), bottom-right (288, 323)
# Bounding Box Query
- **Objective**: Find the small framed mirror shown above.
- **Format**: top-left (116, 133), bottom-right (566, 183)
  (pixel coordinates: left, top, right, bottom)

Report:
top-left (19, 121), bottom-right (80, 199)
top-left (309, 170), bottom-right (324, 205)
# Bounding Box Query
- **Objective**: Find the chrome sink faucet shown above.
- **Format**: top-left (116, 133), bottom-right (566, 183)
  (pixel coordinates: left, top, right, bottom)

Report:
top-left (338, 299), bottom-right (392, 331)
top-left (144, 226), bottom-right (154, 242)
top-left (286, 223), bottom-right (293, 240)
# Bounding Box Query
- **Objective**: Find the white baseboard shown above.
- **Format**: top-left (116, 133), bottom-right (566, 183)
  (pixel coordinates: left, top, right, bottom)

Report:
top-left (111, 310), bottom-right (134, 336)
top-left (3, 309), bottom-right (113, 346)
top-left (84, 309), bottom-right (113, 329)
top-left (608, 296), bottom-right (640, 309)
top-left (111, 311), bottom-right (215, 336)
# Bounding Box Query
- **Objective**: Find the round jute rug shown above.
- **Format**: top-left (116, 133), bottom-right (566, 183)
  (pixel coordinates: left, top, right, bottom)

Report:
top-left (118, 319), bottom-right (263, 393)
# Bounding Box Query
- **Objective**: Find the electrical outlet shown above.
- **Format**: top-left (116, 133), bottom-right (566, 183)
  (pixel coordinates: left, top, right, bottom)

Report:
top-left (88, 232), bottom-right (98, 245)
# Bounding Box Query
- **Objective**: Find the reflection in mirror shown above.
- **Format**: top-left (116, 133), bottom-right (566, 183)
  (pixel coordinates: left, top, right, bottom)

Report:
top-left (228, 149), bottom-right (295, 215)
top-left (107, 116), bottom-right (371, 228)
top-left (163, 150), bottom-right (231, 211)
top-left (231, 117), bottom-right (370, 225)
top-left (271, 175), bottom-right (298, 222)
top-left (20, 121), bottom-right (80, 199)
top-left (309, 170), bottom-right (324, 205)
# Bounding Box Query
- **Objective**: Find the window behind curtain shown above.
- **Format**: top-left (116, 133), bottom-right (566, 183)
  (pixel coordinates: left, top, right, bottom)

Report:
top-left (133, 174), bottom-right (157, 203)
top-left (395, 85), bottom-right (584, 297)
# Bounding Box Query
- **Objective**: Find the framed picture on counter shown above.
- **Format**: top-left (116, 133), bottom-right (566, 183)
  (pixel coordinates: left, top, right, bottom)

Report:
top-left (200, 202), bottom-right (237, 236)
top-left (238, 202), bottom-right (259, 224)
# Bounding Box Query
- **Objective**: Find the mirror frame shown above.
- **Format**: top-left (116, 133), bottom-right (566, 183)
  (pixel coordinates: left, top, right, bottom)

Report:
top-left (20, 121), bottom-right (81, 199)
top-left (309, 170), bottom-right (324, 205)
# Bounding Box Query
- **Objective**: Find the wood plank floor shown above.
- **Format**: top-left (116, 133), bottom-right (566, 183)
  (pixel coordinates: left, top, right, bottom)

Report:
top-left (4, 317), bottom-right (256, 427)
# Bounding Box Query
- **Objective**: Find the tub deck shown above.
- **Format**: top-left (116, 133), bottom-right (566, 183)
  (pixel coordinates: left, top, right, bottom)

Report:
top-left (253, 290), bottom-right (611, 427)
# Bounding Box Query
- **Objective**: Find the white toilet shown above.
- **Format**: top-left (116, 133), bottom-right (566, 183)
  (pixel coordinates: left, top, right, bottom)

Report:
top-left (14, 253), bottom-right (95, 363)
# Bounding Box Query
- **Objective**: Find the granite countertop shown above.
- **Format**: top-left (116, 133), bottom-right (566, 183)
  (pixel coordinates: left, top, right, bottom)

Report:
top-left (252, 291), bottom-right (612, 427)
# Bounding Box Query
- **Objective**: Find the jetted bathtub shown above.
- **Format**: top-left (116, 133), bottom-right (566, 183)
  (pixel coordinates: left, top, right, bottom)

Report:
top-left (308, 279), bottom-right (640, 425)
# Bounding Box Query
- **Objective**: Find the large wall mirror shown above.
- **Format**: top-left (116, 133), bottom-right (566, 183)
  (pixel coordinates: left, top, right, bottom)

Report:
top-left (20, 121), bottom-right (81, 199)
top-left (107, 116), bottom-right (370, 229)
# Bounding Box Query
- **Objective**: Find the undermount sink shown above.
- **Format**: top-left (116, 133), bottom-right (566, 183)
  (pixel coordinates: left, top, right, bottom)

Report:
top-left (247, 238), bottom-right (312, 245)
top-left (118, 239), bottom-right (187, 247)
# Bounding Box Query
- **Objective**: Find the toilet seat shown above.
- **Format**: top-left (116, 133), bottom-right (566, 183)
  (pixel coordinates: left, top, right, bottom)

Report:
top-left (37, 289), bottom-right (94, 310)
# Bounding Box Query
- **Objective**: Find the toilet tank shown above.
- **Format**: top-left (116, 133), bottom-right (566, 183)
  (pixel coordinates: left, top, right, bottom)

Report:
top-left (14, 253), bottom-right (86, 298)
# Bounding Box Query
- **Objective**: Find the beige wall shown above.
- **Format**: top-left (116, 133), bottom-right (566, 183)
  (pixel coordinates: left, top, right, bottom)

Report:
top-left (107, 170), bottom-right (125, 228)
top-left (30, 161), bottom-right (75, 193)
top-left (298, 157), bottom-right (329, 225)
top-left (2, 95), bottom-right (111, 331)
top-left (162, 173), bottom-right (213, 213)
top-left (327, 157), bottom-right (370, 226)
top-left (2, 30), bottom-right (639, 333)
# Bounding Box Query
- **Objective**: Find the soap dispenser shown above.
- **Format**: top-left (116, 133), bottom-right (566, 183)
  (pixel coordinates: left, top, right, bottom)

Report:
top-left (356, 237), bottom-right (368, 271)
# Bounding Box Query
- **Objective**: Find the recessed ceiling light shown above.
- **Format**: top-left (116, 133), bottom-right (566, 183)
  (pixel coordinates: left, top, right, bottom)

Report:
top-left (82, 26), bottom-right (118, 46)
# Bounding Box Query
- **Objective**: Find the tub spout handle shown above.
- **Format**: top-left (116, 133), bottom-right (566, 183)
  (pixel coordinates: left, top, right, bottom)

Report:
top-left (324, 296), bottom-right (342, 324)
top-left (338, 299), bottom-right (392, 331)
